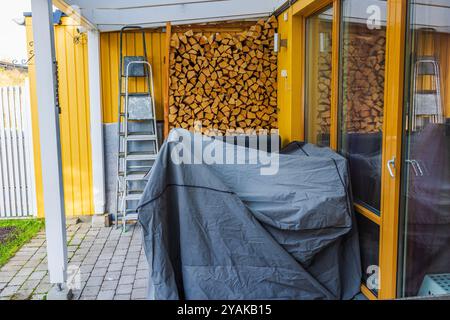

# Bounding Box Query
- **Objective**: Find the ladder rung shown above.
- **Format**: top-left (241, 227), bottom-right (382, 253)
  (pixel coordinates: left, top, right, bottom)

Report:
top-left (119, 172), bottom-right (149, 181)
top-left (125, 193), bottom-right (143, 201)
top-left (122, 56), bottom-right (147, 78)
top-left (415, 90), bottom-right (438, 95)
top-left (128, 154), bottom-right (157, 161)
top-left (127, 165), bottom-right (153, 170)
top-left (118, 114), bottom-right (155, 119)
top-left (119, 130), bottom-right (156, 136)
top-left (122, 134), bottom-right (157, 141)
top-left (122, 55), bottom-right (146, 61)
top-left (119, 152), bottom-right (157, 161)
top-left (115, 210), bottom-right (138, 217)
top-left (120, 92), bottom-right (151, 97)
top-left (117, 191), bottom-right (145, 198)
top-left (129, 189), bottom-right (145, 194)
top-left (121, 74), bottom-right (147, 78)
top-left (118, 169), bottom-right (150, 175)
top-left (118, 117), bottom-right (156, 122)
top-left (123, 213), bottom-right (139, 221)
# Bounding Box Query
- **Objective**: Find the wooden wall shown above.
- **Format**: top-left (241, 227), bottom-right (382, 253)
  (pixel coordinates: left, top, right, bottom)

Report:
top-left (99, 31), bottom-right (166, 123)
top-left (26, 16), bottom-right (94, 217)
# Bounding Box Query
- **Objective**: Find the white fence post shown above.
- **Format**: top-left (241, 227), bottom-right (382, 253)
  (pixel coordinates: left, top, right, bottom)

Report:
top-left (0, 85), bottom-right (37, 218)
top-left (23, 80), bottom-right (38, 217)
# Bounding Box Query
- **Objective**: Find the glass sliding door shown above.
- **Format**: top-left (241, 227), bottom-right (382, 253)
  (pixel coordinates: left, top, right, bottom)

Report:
top-left (339, 0), bottom-right (387, 296)
top-left (339, 0), bottom-right (387, 213)
top-left (398, 0), bottom-right (450, 298)
top-left (305, 6), bottom-right (334, 147)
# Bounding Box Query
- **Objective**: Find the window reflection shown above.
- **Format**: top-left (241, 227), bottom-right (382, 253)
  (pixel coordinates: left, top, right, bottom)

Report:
top-left (305, 6), bottom-right (334, 147)
top-left (356, 214), bottom-right (380, 296)
top-left (399, 0), bottom-right (450, 298)
top-left (339, 0), bottom-right (387, 213)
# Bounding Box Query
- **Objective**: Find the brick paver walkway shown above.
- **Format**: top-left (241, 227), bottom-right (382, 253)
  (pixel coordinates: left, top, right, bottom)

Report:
top-left (0, 220), bottom-right (148, 300)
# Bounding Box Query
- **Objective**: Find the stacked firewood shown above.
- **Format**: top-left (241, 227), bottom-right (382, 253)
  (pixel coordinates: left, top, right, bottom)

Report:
top-left (168, 17), bottom-right (278, 134)
top-left (315, 27), bottom-right (386, 134)
top-left (343, 30), bottom-right (385, 134)
top-left (316, 51), bottom-right (332, 135)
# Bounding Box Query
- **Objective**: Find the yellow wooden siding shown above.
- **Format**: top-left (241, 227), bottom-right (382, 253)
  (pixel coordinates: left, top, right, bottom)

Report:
top-left (25, 19), bottom-right (44, 218)
top-left (100, 31), bottom-right (166, 123)
top-left (276, 11), bottom-right (291, 146)
top-left (277, 8), bottom-right (307, 147)
top-left (25, 16), bottom-right (94, 217)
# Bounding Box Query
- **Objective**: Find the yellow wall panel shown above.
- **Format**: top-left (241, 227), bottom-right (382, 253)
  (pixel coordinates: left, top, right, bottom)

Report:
top-left (26, 17), bottom-right (94, 217)
top-left (277, 11), bottom-right (291, 145)
top-left (25, 19), bottom-right (44, 218)
top-left (100, 31), bottom-right (166, 123)
top-left (277, 9), bottom-right (304, 146)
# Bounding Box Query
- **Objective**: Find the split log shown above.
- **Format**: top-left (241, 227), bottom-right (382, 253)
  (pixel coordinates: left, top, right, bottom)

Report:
top-left (168, 16), bottom-right (278, 133)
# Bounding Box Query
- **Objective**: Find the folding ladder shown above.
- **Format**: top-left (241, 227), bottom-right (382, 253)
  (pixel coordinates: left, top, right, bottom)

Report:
top-left (412, 56), bottom-right (444, 131)
top-left (115, 26), bottom-right (160, 232)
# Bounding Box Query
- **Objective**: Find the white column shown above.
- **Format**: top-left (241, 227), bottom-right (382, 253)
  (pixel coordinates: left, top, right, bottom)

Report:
top-left (87, 30), bottom-right (106, 215)
top-left (31, 0), bottom-right (67, 285)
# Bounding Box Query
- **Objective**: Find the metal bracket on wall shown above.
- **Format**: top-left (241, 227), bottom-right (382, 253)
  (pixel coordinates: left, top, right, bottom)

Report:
top-left (53, 60), bottom-right (61, 114)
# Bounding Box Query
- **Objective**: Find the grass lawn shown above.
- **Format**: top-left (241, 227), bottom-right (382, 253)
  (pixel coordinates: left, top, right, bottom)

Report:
top-left (0, 219), bottom-right (45, 268)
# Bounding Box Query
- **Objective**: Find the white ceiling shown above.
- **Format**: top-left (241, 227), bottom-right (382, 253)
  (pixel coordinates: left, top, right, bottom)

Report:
top-left (60, 0), bottom-right (286, 31)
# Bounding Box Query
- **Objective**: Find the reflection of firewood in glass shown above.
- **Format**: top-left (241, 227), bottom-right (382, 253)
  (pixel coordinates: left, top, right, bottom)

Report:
top-left (342, 26), bottom-right (386, 134)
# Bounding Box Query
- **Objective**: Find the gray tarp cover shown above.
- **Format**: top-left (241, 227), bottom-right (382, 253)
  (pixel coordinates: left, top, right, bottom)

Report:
top-left (138, 129), bottom-right (361, 300)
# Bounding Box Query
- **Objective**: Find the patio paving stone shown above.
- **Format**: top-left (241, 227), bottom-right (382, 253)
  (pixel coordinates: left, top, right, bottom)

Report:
top-left (28, 270), bottom-right (47, 281)
top-left (116, 284), bottom-right (133, 295)
top-left (0, 221), bottom-right (148, 300)
top-left (121, 266), bottom-right (137, 275)
top-left (118, 275), bottom-right (134, 285)
top-left (101, 280), bottom-right (118, 290)
top-left (8, 276), bottom-right (28, 287)
top-left (0, 285), bottom-right (20, 297)
top-left (86, 276), bottom-right (104, 287)
top-left (104, 271), bottom-right (121, 281)
top-left (97, 290), bottom-right (115, 300)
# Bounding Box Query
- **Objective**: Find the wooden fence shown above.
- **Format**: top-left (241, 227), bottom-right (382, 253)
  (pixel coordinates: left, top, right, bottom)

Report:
top-left (0, 84), bottom-right (37, 218)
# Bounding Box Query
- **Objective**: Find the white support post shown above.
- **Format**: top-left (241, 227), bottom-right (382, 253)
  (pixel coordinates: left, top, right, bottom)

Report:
top-left (31, 0), bottom-right (68, 288)
top-left (87, 29), bottom-right (106, 218)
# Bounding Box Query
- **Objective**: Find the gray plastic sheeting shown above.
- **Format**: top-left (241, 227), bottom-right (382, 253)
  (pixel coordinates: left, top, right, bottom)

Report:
top-left (138, 129), bottom-right (361, 300)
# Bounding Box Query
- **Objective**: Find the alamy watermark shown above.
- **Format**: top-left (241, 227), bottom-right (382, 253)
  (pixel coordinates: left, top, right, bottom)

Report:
top-left (366, 265), bottom-right (380, 291)
top-left (67, 264), bottom-right (81, 291)
top-left (366, 4), bottom-right (382, 30)
top-left (168, 122), bottom-right (280, 176)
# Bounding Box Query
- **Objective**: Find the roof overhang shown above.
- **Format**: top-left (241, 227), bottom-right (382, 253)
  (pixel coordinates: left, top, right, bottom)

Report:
top-left (53, 0), bottom-right (98, 31)
top-left (52, 0), bottom-right (286, 32)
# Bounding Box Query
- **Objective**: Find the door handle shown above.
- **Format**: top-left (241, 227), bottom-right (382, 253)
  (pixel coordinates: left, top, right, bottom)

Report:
top-left (413, 160), bottom-right (424, 176)
top-left (406, 160), bottom-right (419, 176)
top-left (409, 159), bottom-right (424, 177)
top-left (387, 157), bottom-right (396, 178)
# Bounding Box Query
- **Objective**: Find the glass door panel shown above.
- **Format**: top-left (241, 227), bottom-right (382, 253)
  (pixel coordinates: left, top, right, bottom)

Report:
top-left (399, 0), bottom-right (450, 298)
top-left (356, 214), bottom-right (380, 294)
top-left (339, 0), bottom-right (387, 213)
top-left (339, 0), bottom-right (388, 297)
top-left (305, 5), bottom-right (334, 147)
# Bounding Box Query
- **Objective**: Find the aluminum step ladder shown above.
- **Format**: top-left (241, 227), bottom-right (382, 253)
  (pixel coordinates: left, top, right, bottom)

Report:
top-left (115, 26), bottom-right (160, 232)
top-left (412, 56), bottom-right (444, 131)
